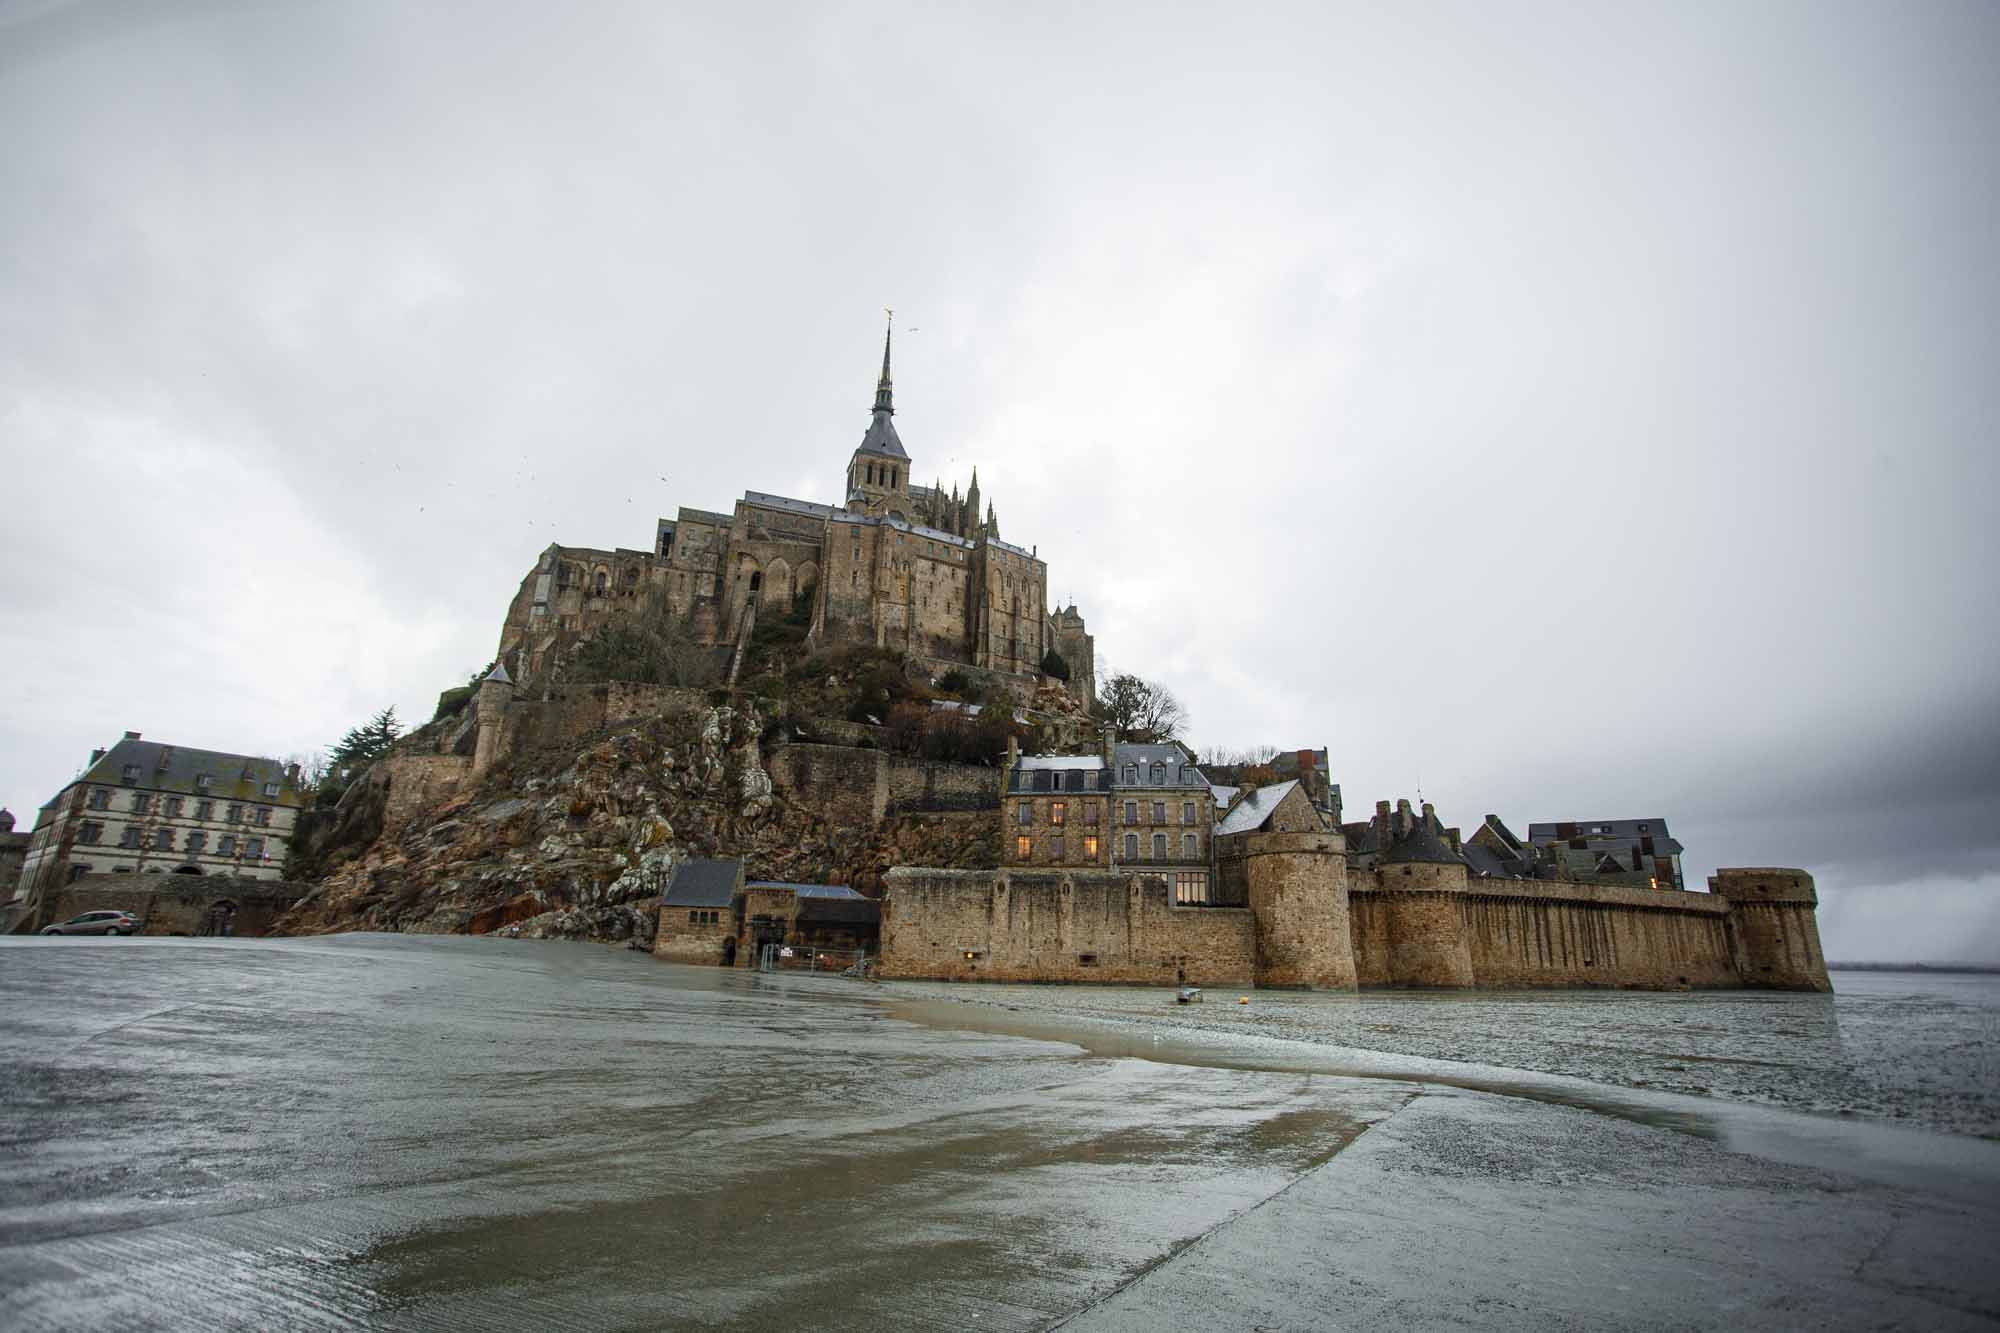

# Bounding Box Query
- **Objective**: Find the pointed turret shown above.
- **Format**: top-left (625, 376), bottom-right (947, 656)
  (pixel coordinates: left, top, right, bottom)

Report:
top-left (872, 316), bottom-right (895, 416)
top-left (986, 499), bottom-right (999, 539)
top-left (846, 311), bottom-right (911, 509)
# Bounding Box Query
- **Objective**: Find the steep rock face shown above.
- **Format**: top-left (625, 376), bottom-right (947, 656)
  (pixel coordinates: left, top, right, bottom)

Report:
top-left (273, 705), bottom-right (996, 943)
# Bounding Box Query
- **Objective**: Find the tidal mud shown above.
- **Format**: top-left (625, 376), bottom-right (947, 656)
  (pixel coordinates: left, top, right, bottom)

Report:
top-left (1, 936), bottom-right (1993, 1330)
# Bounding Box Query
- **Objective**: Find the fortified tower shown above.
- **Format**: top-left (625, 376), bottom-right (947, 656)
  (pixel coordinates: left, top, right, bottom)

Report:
top-left (1377, 800), bottom-right (1476, 987)
top-left (1711, 868), bottom-right (1832, 991)
top-left (471, 660), bottom-right (515, 778)
top-left (1244, 828), bottom-right (1357, 989)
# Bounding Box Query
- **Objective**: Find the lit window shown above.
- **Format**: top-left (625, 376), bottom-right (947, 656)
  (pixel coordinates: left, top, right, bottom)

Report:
top-left (1051, 801), bottom-right (1066, 826)
top-left (1015, 835), bottom-right (1031, 859)
top-left (1083, 835), bottom-right (1098, 858)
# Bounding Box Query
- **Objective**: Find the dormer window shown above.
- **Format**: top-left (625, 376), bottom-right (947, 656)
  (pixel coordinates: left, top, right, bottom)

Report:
top-left (121, 764), bottom-right (141, 784)
top-left (196, 775), bottom-right (213, 791)
top-left (1150, 764), bottom-right (1166, 784)
top-left (1122, 765), bottom-right (1137, 784)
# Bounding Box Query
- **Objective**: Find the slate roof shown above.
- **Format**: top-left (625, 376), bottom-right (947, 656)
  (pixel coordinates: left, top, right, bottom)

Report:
top-left (1460, 841), bottom-right (1521, 879)
top-left (1527, 818), bottom-right (1681, 855)
top-left (1385, 818), bottom-right (1460, 865)
top-left (76, 736), bottom-right (303, 807)
top-left (1215, 780), bottom-right (1300, 836)
top-left (1112, 743), bottom-right (1207, 790)
top-left (742, 491), bottom-right (845, 520)
top-left (662, 858), bottom-right (743, 907)
top-left (796, 896), bottom-right (881, 927)
top-left (746, 881), bottom-right (864, 899)
top-left (857, 409), bottom-right (908, 460)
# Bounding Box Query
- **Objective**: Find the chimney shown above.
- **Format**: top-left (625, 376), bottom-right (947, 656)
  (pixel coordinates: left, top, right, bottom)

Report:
top-left (1374, 799), bottom-right (1392, 851)
top-left (284, 762), bottom-right (301, 785)
top-left (1099, 724), bottom-right (1116, 766)
top-left (89, 747), bottom-right (106, 766)
top-left (1005, 734), bottom-right (1020, 770)
top-left (1395, 798), bottom-right (1414, 836)
top-left (1421, 801), bottom-right (1436, 826)
top-left (1445, 827), bottom-right (1461, 853)
top-left (124, 731), bottom-right (141, 740)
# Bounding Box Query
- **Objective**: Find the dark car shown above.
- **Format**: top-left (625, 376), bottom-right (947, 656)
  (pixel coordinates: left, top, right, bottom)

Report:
top-left (41, 910), bottom-right (139, 937)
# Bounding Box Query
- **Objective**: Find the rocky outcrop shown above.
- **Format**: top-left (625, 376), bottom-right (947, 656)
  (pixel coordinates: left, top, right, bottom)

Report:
top-left (273, 703), bottom-right (997, 942)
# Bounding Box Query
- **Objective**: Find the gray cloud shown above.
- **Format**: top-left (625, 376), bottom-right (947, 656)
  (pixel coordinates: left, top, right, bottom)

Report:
top-left (4, 1), bottom-right (1995, 960)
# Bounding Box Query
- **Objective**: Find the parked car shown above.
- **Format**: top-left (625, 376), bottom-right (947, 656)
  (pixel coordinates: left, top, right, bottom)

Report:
top-left (40, 910), bottom-right (139, 937)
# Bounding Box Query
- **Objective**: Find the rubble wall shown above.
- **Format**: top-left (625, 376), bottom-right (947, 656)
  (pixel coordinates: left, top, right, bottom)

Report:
top-left (45, 873), bottom-right (309, 937)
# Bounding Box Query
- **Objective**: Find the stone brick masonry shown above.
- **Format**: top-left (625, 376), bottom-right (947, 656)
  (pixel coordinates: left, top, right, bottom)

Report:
top-left (885, 830), bottom-right (1832, 991)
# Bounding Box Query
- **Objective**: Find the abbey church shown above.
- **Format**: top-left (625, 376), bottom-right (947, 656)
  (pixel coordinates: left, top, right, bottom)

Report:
top-left (497, 321), bottom-right (1095, 697)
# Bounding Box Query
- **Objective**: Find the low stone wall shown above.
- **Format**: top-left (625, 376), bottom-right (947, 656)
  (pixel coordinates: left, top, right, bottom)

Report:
top-left (881, 867), bottom-right (1256, 985)
top-left (43, 873), bottom-right (310, 937)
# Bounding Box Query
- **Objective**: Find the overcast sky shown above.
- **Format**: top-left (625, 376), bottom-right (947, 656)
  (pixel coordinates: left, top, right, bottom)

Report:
top-left (4, 0), bottom-right (1995, 961)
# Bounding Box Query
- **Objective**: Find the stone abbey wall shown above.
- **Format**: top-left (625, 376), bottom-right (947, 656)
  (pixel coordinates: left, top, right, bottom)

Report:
top-left (880, 868), bottom-right (1257, 984)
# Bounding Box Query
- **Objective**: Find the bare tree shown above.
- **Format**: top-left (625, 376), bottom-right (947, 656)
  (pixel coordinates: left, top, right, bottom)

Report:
top-left (1095, 672), bottom-right (1188, 743)
top-left (1205, 744), bottom-right (1281, 767)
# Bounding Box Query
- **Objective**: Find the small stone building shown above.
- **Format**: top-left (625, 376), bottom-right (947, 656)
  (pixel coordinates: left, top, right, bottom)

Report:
top-left (651, 859), bottom-right (881, 968)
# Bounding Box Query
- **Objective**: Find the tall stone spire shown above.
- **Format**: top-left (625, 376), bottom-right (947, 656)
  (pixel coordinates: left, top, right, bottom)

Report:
top-left (872, 310), bottom-right (894, 416)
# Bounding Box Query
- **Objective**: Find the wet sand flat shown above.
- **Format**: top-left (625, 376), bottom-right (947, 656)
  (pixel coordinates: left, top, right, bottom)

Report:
top-left (1, 935), bottom-right (1994, 1329)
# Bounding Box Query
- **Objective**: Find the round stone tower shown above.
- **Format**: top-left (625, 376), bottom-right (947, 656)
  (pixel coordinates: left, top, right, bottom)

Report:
top-left (1379, 804), bottom-right (1475, 987)
top-left (1245, 828), bottom-right (1356, 990)
top-left (471, 660), bottom-right (516, 778)
top-left (1711, 868), bottom-right (1832, 991)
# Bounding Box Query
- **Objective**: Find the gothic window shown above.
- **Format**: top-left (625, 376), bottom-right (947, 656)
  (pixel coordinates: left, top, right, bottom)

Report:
top-left (594, 570), bottom-right (607, 595)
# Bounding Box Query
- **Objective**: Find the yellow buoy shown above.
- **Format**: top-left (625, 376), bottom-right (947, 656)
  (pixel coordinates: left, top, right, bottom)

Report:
top-left (1238, 996), bottom-right (1249, 1005)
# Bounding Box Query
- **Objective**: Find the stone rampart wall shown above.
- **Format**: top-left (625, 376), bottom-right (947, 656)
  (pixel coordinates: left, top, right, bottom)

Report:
top-left (45, 873), bottom-right (309, 937)
top-left (767, 744), bottom-right (998, 824)
top-left (881, 868), bottom-right (1255, 984)
top-left (883, 755), bottom-right (1000, 814)
top-left (380, 755), bottom-right (472, 834)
